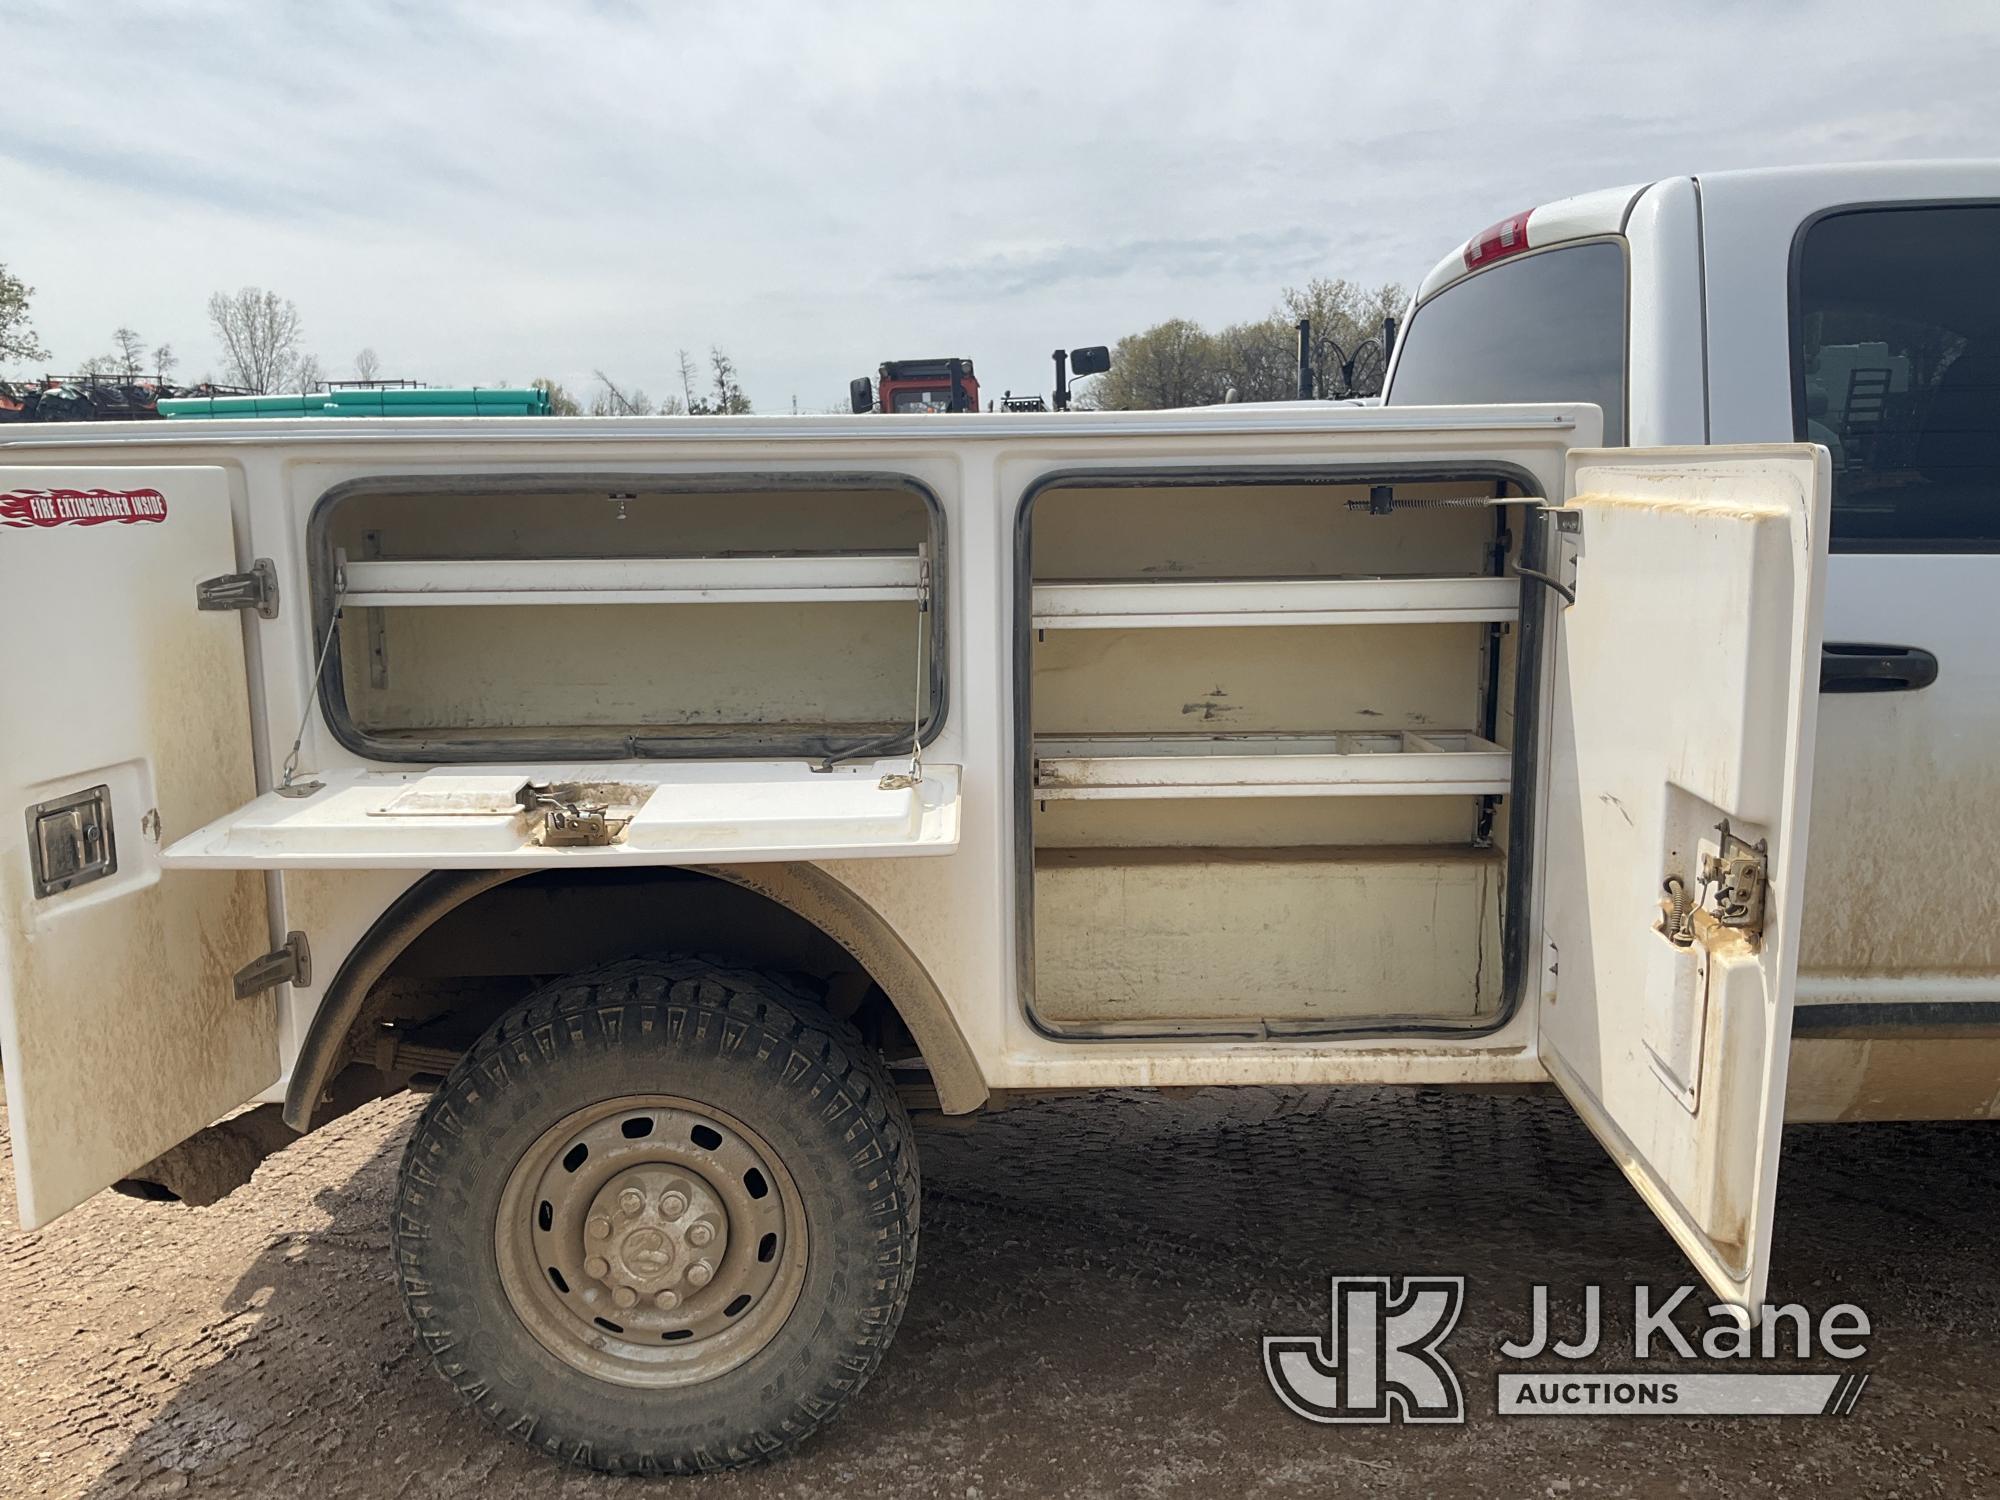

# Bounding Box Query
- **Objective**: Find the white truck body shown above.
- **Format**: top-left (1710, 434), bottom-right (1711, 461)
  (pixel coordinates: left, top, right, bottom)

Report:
top-left (0, 408), bottom-right (1826, 1325)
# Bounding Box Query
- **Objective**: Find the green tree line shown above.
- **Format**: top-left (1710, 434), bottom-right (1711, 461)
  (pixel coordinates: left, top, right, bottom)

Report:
top-left (1082, 277), bottom-right (1407, 410)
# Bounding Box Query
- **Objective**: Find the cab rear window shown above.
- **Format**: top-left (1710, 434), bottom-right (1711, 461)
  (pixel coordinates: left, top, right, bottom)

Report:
top-left (1386, 240), bottom-right (1628, 444)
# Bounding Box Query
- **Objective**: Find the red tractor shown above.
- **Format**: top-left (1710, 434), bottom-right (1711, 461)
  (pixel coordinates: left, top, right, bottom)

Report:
top-left (851, 357), bottom-right (980, 414)
top-left (849, 347), bottom-right (1108, 414)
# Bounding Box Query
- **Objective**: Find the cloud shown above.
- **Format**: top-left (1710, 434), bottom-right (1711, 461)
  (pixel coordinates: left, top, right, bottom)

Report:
top-left (897, 227), bottom-right (1345, 298)
top-left (1, 1), bottom-right (1994, 403)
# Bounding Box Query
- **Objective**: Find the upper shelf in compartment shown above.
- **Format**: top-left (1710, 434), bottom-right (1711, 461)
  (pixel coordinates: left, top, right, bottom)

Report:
top-left (338, 551), bottom-right (926, 608)
top-left (1030, 575), bottom-right (1518, 629)
top-left (1032, 731), bottom-right (1511, 800)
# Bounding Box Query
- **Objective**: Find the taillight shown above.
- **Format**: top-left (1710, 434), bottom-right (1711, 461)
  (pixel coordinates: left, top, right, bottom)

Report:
top-left (1463, 209), bottom-right (1533, 270)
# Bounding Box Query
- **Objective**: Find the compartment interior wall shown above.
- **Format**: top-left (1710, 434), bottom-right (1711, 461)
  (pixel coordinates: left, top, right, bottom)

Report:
top-left (321, 484), bottom-right (932, 746)
top-left (1027, 478), bottom-right (1527, 1032)
top-left (339, 601), bottom-right (918, 735)
top-left (1034, 845), bottom-right (1504, 1026)
top-left (329, 486), bottom-right (927, 559)
top-left (1030, 480), bottom-right (1497, 579)
top-left (1033, 622), bottom-right (1483, 737)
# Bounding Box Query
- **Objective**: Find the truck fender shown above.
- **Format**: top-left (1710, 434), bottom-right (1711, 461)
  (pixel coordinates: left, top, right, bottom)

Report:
top-left (283, 863), bottom-right (989, 1130)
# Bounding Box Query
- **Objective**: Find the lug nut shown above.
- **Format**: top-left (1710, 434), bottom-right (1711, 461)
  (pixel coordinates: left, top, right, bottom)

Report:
top-left (686, 1261), bottom-right (713, 1288)
top-left (584, 1255), bottom-right (610, 1279)
top-left (612, 1285), bottom-right (638, 1309)
top-left (660, 1191), bottom-right (688, 1218)
top-left (687, 1221), bottom-right (715, 1248)
top-left (618, 1187), bottom-right (646, 1217)
top-left (654, 1290), bottom-right (680, 1311)
top-left (587, 1215), bottom-right (612, 1240)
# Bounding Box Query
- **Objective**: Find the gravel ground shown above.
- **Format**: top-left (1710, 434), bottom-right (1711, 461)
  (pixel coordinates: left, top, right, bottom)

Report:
top-left (2, 1084), bottom-right (1996, 1498)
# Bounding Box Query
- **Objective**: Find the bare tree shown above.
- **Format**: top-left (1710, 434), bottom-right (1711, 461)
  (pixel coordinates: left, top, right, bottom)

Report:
top-left (207, 287), bottom-right (306, 393)
top-left (676, 348), bottom-right (699, 411)
top-left (112, 327), bottom-right (147, 381)
top-left (0, 262), bottom-right (49, 366)
top-left (154, 342), bottom-right (178, 381)
top-left (294, 353), bottom-right (326, 393)
top-left (708, 347), bottom-right (750, 414)
top-left (1282, 277), bottom-right (1406, 398)
top-left (353, 347), bottom-right (382, 382)
top-left (685, 347), bottom-right (750, 415)
top-left (589, 369), bottom-right (656, 416)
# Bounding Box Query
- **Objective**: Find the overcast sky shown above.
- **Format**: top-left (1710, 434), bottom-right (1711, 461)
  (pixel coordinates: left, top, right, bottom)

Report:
top-left (4, 1), bottom-right (1997, 409)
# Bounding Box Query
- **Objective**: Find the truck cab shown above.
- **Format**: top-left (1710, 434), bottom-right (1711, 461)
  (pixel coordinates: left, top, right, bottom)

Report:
top-left (1384, 163), bottom-right (2000, 1122)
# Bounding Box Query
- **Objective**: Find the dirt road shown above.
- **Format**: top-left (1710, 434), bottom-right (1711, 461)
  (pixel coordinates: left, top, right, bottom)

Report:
top-left (3, 1086), bottom-right (1994, 1497)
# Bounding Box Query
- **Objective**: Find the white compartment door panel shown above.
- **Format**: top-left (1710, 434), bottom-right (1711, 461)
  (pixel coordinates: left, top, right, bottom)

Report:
top-left (0, 467), bottom-right (275, 1228)
top-left (160, 761), bottom-right (961, 869)
top-left (1540, 445), bottom-right (1829, 1315)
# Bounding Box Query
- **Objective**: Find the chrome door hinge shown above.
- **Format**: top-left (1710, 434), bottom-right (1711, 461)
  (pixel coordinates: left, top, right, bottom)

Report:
top-left (197, 558), bottom-right (280, 620)
top-left (234, 930), bottom-right (310, 998)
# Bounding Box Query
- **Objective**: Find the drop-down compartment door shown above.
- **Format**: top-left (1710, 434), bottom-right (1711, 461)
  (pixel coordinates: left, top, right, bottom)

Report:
top-left (1539, 445), bottom-right (1829, 1317)
top-left (159, 760), bottom-right (961, 869)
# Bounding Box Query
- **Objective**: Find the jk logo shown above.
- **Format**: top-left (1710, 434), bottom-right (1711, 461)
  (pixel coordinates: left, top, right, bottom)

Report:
top-left (1264, 1276), bottom-right (1466, 1424)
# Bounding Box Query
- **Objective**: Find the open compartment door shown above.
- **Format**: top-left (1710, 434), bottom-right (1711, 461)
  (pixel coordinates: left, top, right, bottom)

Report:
top-left (159, 760), bottom-right (960, 870)
top-left (0, 467), bottom-right (276, 1227)
top-left (1538, 445), bottom-right (1829, 1315)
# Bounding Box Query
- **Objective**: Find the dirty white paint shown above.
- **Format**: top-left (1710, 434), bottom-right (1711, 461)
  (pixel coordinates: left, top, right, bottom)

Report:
top-left (160, 762), bottom-right (962, 868)
top-left (4, 407), bottom-right (1651, 1222)
top-left (0, 465), bottom-right (277, 1229)
top-left (1034, 846), bottom-right (1501, 1024)
top-left (1538, 446), bottom-right (1829, 1316)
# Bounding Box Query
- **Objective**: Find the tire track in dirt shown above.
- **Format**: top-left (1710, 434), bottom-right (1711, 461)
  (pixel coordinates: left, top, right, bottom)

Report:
top-left (2, 1088), bottom-right (1995, 1497)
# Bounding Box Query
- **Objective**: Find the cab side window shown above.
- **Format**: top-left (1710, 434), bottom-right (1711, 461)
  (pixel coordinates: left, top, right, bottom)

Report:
top-left (1793, 204), bottom-right (2000, 551)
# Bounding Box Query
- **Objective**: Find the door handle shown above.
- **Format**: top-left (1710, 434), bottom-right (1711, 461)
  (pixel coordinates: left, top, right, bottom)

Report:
top-left (1819, 642), bottom-right (1938, 694)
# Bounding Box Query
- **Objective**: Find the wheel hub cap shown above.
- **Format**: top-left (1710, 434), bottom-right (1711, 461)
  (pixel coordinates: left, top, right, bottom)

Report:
top-left (494, 1096), bottom-right (808, 1388)
top-left (581, 1165), bottom-right (729, 1308)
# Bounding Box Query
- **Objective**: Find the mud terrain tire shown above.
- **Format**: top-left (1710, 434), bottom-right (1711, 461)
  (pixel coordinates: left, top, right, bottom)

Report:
top-left (393, 957), bottom-right (919, 1474)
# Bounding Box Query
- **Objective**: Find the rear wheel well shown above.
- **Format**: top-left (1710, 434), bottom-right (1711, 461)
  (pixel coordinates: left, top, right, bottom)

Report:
top-left (287, 865), bottom-right (985, 1129)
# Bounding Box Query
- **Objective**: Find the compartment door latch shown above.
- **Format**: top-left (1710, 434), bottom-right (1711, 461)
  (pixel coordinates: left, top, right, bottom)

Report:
top-left (196, 558), bottom-right (280, 620)
top-left (234, 930), bottom-right (311, 999)
top-left (26, 784), bottom-right (117, 898)
top-left (1702, 819), bottom-right (1769, 939)
top-left (1661, 819), bottom-right (1770, 948)
top-left (519, 783), bottom-right (630, 847)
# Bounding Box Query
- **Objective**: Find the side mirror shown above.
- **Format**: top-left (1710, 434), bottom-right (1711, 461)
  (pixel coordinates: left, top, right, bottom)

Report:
top-left (849, 377), bottom-right (874, 414)
top-left (1068, 345), bottom-right (1111, 377)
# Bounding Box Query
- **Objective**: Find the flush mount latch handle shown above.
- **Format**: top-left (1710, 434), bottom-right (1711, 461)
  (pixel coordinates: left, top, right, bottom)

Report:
top-left (26, 784), bottom-right (118, 898)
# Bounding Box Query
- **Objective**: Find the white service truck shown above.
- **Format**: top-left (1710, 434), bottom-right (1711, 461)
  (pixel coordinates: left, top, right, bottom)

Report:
top-left (0, 159), bottom-right (1987, 1472)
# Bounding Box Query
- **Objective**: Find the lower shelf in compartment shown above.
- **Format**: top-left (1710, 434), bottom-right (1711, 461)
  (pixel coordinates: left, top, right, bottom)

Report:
top-left (1032, 844), bottom-right (1505, 1028)
top-left (1032, 731), bottom-right (1510, 799)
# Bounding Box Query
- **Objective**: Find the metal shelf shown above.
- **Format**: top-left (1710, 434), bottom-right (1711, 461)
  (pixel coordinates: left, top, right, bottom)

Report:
top-left (338, 551), bottom-right (925, 608)
top-left (1032, 731), bottom-right (1510, 800)
top-left (1030, 575), bottom-right (1518, 630)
